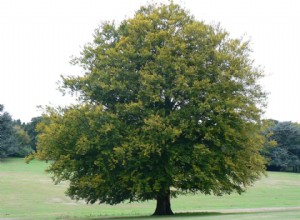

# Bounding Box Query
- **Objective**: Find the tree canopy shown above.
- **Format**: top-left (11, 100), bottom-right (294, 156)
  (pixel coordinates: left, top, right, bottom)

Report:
top-left (33, 2), bottom-right (267, 215)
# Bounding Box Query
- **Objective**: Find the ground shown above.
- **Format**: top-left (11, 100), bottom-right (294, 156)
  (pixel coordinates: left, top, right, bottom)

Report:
top-left (1, 158), bottom-right (300, 219)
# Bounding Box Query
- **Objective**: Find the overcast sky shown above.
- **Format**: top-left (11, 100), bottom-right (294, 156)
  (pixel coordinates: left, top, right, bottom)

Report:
top-left (0, 0), bottom-right (299, 123)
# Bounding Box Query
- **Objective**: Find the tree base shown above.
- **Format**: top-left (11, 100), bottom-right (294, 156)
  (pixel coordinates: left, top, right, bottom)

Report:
top-left (152, 190), bottom-right (174, 215)
top-left (153, 209), bottom-right (174, 215)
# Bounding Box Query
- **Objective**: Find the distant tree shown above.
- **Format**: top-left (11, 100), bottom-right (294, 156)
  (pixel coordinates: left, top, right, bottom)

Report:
top-left (10, 124), bottom-right (32, 157)
top-left (32, 2), bottom-right (267, 215)
top-left (24, 117), bottom-right (43, 151)
top-left (0, 105), bottom-right (17, 158)
top-left (265, 121), bottom-right (300, 172)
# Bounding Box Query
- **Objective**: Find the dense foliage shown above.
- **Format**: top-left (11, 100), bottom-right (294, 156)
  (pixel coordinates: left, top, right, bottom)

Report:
top-left (33, 2), bottom-right (267, 215)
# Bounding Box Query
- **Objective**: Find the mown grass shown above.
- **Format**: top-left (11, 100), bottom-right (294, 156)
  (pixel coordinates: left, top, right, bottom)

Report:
top-left (1, 158), bottom-right (300, 219)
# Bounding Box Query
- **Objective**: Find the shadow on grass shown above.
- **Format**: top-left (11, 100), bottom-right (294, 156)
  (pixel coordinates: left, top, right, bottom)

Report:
top-left (78, 212), bottom-right (227, 220)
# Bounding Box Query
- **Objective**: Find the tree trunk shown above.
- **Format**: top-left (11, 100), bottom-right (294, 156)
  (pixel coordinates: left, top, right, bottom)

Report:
top-left (153, 190), bottom-right (174, 215)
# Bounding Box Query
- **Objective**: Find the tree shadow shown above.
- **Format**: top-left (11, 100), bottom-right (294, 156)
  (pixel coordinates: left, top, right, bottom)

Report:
top-left (86, 212), bottom-right (225, 219)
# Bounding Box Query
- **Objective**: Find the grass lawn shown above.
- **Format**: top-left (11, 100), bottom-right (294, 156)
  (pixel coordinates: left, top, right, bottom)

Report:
top-left (1, 158), bottom-right (300, 219)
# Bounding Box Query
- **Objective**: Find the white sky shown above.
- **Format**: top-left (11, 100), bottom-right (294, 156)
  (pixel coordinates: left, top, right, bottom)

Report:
top-left (0, 0), bottom-right (299, 123)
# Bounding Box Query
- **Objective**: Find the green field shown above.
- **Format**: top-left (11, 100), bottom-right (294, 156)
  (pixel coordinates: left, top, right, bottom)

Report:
top-left (1, 158), bottom-right (300, 220)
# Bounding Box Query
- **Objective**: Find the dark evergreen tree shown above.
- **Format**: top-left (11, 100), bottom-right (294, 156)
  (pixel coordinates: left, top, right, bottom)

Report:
top-left (0, 104), bottom-right (17, 158)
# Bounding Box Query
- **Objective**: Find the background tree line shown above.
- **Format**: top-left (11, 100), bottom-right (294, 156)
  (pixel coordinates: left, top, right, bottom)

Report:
top-left (263, 120), bottom-right (300, 172)
top-left (0, 104), bottom-right (41, 158)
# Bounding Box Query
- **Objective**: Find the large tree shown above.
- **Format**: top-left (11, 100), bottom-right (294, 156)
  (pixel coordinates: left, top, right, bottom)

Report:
top-left (33, 2), bottom-right (267, 215)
